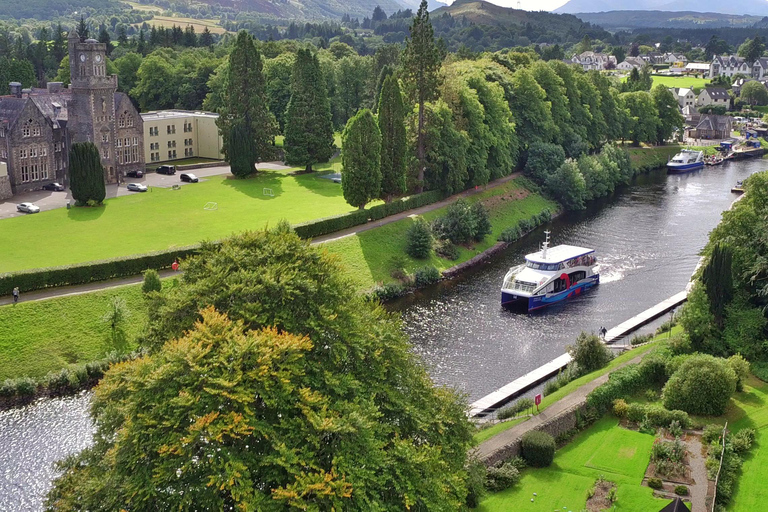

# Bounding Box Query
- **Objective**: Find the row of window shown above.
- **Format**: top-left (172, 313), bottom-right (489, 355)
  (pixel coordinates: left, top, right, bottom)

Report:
top-left (18, 147), bottom-right (49, 159)
top-left (117, 137), bottom-right (139, 148)
top-left (118, 112), bottom-right (135, 128)
top-left (21, 120), bottom-right (41, 138)
top-left (148, 149), bottom-right (193, 162)
top-left (147, 124), bottom-right (194, 136)
top-left (117, 147), bottom-right (140, 165)
top-left (19, 162), bottom-right (49, 182)
top-left (184, 138), bottom-right (193, 146)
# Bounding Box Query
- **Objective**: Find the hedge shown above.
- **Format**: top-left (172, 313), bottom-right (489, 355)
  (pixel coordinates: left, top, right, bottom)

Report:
top-left (521, 430), bottom-right (556, 467)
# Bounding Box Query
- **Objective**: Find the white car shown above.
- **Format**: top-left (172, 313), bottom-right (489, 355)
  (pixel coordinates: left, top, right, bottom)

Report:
top-left (17, 202), bottom-right (40, 213)
top-left (127, 183), bottom-right (148, 192)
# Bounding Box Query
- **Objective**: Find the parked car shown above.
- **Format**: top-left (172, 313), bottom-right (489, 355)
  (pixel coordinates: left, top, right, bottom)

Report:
top-left (156, 165), bottom-right (176, 175)
top-left (17, 202), bottom-right (40, 213)
top-left (125, 170), bottom-right (144, 178)
top-left (179, 172), bottom-right (199, 183)
top-left (127, 183), bottom-right (148, 192)
top-left (42, 182), bottom-right (65, 191)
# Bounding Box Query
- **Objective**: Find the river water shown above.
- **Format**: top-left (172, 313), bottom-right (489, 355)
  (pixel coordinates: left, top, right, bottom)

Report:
top-left (0, 159), bottom-right (763, 510)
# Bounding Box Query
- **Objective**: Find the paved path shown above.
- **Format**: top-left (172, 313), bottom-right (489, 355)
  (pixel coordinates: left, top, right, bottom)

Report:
top-left (686, 437), bottom-right (708, 512)
top-left (475, 353), bottom-right (645, 461)
top-left (0, 173), bottom-right (522, 305)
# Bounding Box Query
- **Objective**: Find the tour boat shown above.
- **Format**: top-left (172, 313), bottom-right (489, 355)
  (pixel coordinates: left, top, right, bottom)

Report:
top-left (667, 149), bottom-right (704, 173)
top-left (501, 232), bottom-right (599, 311)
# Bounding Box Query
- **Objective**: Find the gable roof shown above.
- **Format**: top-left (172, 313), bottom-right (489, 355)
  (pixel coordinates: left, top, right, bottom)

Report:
top-left (658, 497), bottom-right (688, 512)
top-left (703, 87), bottom-right (729, 100)
top-left (695, 114), bottom-right (732, 131)
top-left (0, 97), bottom-right (27, 129)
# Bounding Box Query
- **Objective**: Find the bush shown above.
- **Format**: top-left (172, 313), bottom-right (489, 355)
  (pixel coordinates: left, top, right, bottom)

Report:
top-left (669, 420), bottom-right (683, 438)
top-left (414, 266), bottom-right (441, 287)
top-left (702, 424), bottom-right (724, 444)
top-left (465, 457), bottom-right (486, 508)
top-left (645, 389), bottom-right (659, 402)
top-left (668, 334), bottom-right (693, 355)
top-left (469, 202), bottom-right (492, 242)
top-left (485, 462), bottom-right (521, 492)
top-left (627, 402), bottom-right (647, 423)
top-left (405, 218), bottom-right (433, 259)
top-left (731, 428), bottom-right (756, 454)
top-left (543, 364), bottom-right (578, 396)
top-left (613, 398), bottom-right (629, 418)
top-left (498, 225), bottom-right (522, 243)
top-left (752, 360), bottom-right (768, 383)
top-left (372, 282), bottom-right (406, 302)
top-left (293, 209), bottom-right (369, 239)
top-left (647, 477), bottom-right (663, 490)
top-left (630, 333), bottom-right (654, 346)
top-left (142, 269), bottom-right (162, 294)
top-left (524, 142), bottom-right (566, 183)
top-left (675, 485), bottom-right (689, 496)
top-left (624, 402), bottom-right (691, 429)
top-left (497, 397), bottom-right (534, 420)
top-left (662, 354), bottom-right (737, 416)
top-left (432, 199), bottom-right (492, 245)
top-left (521, 431), bottom-right (556, 467)
top-left (567, 331), bottom-right (613, 375)
top-left (728, 354), bottom-right (750, 392)
top-left (434, 239), bottom-right (459, 260)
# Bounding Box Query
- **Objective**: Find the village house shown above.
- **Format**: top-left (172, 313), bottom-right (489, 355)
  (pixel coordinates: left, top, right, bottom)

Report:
top-left (571, 51), bottom-right (617, 71)
top-left (710, 55), bottom-right (768, 79)
top-left (690, 114), bottom-right (733, 139)
top-left (697, 87), bottom-right (730, 108)
top-left (670, 87), bottom-right (697, 109)
top-left (617, 57), bottom-right (645, 71)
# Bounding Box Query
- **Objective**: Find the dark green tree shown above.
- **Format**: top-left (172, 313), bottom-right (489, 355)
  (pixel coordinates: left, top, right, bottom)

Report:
top-left (402, 0), bottom-right (443, 192)
top-left (77, 16), bottom-right (89, 42)
top-left (378, 74), bottom-right (407, 201)
top-left (406, 218), bottom-right (433, 258)
top-left (52, 23), bottom-right (66, 63)
top-left (341, 109), bottom-right (382, 209)
top-left (98, 26), bottom-right (113, 56)
top-left (652, 84), bottom-right (684, 144)
top-left (372, 64), bottom-right (393, 114)
top-left (69, 142), bottom-right (105, 206)
top-left (200, 27), bottom-right (214, 47)
top-left (702, 243), bottom-right (734, 329)
top-left (284, 48), bottom-right (335, 171)
top-left (738, 37), bottom-right (765, 64)
top-left (740, 81), bottom-right (768, 106)
top-left (611, 45), bottom-right (626, 65)
top-left (415, 99), bottom-right (468, 195)
top-left (217, 31), bottom-right (276, 177)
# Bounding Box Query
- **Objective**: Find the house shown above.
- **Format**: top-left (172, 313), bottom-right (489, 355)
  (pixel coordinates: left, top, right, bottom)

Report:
top-left (681, 105), bottom-right (700, 126)
top-left (670, 87), bottom-right (697, 109)
top-left (617, 57), bottom-right (645, 70)
top-left (663, 53), bottom-right (688, 64)
top-left (710, 55), bottom-right (768, 79)
top-left (641, 52), bottom-right (664, 65)
top-left (697, 87), bottom-right (730, 108)
top-left (571, 51), bottom-right (617, 71)
top-left (0, 31), bottom-right (143, 198)
top-left (691, 114), bottom-right (732, 139)
top-left (683, 62), bottom-right (711, 75)
top-left (142, 110), bottom-right (223, 164)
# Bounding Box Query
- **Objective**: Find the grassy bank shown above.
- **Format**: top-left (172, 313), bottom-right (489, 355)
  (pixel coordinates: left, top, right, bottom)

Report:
top-left (627, 144), bottom-right (682, 172)
top-left (322, 177), bottom-right (558, 291)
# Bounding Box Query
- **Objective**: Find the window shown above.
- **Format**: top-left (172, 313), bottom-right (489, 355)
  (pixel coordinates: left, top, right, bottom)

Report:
top-left (1, 149), bottom-right (6, 159)
top-left (119, 111), bottom-right (134, 128)
top-left (0, 128), bottom-right (5, 137)
top-left (167, 124), bottom-right (176, 134)
top-left (124, 138), bottom-right (130, 148)
top-left (41, 162), bottom-right (48, 180)
top-left (19, 148), bottom-right (27, 159)
top-left (21, 165), bottom-right (29, 182)
top-left (102, 134), bottom-right (109, 143)
top-left (184, 121), bottom-right (193, 132)
top-left (103, 149), bottom-right (109, 159)
top-left (41, 146), bottom-right (47, 157)
top-left (22, 119), bottom-right (41, 138)
top-left (168, 150), bottom-right (173, 159)
top-left (132, 147), bottom-right (138, 162)
top-left (30, 147), bottom-right (37, 158)
top-left (133, 137), bottom-right (138, 146)
top-left (149, 126), bottom-right (158, 137)
top-left (31, 163), bottom-right (39, 181)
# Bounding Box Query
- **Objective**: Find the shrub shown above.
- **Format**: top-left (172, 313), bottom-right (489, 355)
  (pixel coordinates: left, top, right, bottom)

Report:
top-left (498, 397), bottom-right (534, 419)
top-left (669, 420), bottom-right (683, 438)
top-left (432, 199), bottom-right (475, 244)
top-left (702, 424), bottom-right (724, 445)
top-left (414, 266), bottom-right (441, 287)
top-left (668, 333), bottom-right (693, 355)
top-left (662, 354), bottom-right (737, 416)
top-left (506, 456), bottom-right (527, 471)
top-left (521, 431), bottom-right (556, 467)
top-left (753, 360), bottom-right (768, 383)
top-left (524, 142), bottom-right (566, 183)
top-left (567, 331), bottom-right (613, 375)
top-left (372, 282), bottom-right (406, 302)
top-left (405, 218), bottom-right (433, 259)
top-left (613, 398), bottom-right (629, 418)
top-left (647, 477), bottom-right (663, 490)
top-left (627, 402), bottom-right (646, 423)
top-left (731, 428), bottom-right (755, 454)
top-left (645, 389), bottom-right (659, 402)
top-left (675, 485), bottom-right (689, 496)
top-left (485, 462), bottom-right (521, 492)
top-left (728, 354), bottom-right (750, 392)
top-left (465, 457), bottom-right (486, 508)
top-left (470, 202), bottom-right (492, 242)
top-left (498, 225), bottom-right (522, 243)
top-left (434, 239), bottom-right (459, 260)
top-left (630, 333), bottom-right (654, 346)
top-left (142, 269), bottom-right (162, 294)
top-left (293, 209), bottom-right (369, 239)
top-left (543, 364), bottom-right (578, 396)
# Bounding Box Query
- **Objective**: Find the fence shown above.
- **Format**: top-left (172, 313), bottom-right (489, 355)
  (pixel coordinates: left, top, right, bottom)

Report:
top-left (711, 422), bottom-right (728, 511)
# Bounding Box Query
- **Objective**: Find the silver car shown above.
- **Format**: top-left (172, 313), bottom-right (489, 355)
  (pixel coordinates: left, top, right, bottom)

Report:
top-left (127, 183), bottom-right (148, 192)
top-left (17, 202), bottom-right (40, 213)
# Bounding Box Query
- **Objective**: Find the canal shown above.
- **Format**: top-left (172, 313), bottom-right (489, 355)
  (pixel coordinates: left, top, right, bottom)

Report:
top-left (0, 158), bottom-right (764, 510)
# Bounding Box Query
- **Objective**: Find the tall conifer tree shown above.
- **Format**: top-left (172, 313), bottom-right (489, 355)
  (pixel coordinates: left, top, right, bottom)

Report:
top-left (402, 0), bottom-right (442, 192)
top-left (377, 75), bottom-right (406, 201)
top-left (284, 48), bottom-right (335, 172)
top-left (341, 109), bottom-right (381, 209)
top-left (69, 142), bottom-right (106, 205)
top-left (217, 31), bottom-right (276, 177)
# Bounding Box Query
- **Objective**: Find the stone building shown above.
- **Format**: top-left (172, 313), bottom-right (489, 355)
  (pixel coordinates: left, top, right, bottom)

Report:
top-left (0, 29), bottom-right (143, 199)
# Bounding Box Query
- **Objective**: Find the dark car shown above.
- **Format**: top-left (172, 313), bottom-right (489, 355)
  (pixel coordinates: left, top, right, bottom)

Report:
top-left (156, 165), bottom-right (176, 175)
top-left (126, 170), bottom-right (144, 178)
top-left (179, 173), bottom-right (198, 183)
top-left (42, 182), bottom-right (65, 191)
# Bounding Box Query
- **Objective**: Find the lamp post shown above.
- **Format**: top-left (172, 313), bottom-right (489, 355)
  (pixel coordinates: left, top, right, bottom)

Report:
top-left (668, 310), bottom-right (674, 338)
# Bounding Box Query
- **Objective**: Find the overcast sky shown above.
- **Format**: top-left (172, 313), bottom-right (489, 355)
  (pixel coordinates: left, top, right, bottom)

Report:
top-left (443, 0), bottom-right (570, 11)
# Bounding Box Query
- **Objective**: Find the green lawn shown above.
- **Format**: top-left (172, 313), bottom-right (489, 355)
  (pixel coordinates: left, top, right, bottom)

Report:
top-left (2, 163), bottom-right (356, 273)
top-left (649, 75), bottom-right (711, 92)
top-left (478, 416), bottom-right (669, 511)
top-left (322, 178), bottom-right (558, 290)
top-left (730, 377), bottom-right (768, 511)
top-left (0, 284), bottom-right (149, 380)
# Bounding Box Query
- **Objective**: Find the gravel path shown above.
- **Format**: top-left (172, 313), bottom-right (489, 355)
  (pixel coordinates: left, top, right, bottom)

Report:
top-left (685, 436), bottom-right (709, 512)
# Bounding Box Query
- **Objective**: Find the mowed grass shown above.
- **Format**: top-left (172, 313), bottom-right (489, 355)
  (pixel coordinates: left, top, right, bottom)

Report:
top-left (322, 178), bottom-right (558, 290)
top-left (1, 167), bottom-right (355, 273)
top-left (649, 75), bottom-right (711, 91)
top-left (0, 285), bottom-right (149, 380)
top-left (478, 416), bottom-right (667, 511)
top-left (136, 15), bottom-right (229, 34)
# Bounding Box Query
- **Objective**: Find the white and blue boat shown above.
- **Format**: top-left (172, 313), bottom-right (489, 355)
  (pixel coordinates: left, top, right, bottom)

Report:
top-left (666, 149), bottom-right (704, 173)
top-left (501, 232), bottom-right (599, 311)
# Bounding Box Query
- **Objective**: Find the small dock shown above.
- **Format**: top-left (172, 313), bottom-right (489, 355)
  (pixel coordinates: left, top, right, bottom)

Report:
top-left (730, 147), bottom-right (765, 160)
top-left (469, 290), bottom-right (689, 417)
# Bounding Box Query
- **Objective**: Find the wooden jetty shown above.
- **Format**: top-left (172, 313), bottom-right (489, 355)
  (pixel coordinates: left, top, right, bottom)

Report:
top-left (468, 290), bottom-right (689, 417)
top-left (730, 147), bottom-right (765, 160)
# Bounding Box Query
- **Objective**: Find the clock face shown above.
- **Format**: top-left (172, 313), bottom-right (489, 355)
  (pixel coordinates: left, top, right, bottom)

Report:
top-left (95, 54), bottom-right (102, 63)
top-left (79, 53), bottom-right (86, 62)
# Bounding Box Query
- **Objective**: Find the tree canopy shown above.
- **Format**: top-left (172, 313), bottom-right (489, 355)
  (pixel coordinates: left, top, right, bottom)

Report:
top-left (341, 108), bottom-right (382, 208)
top-left (69, 141), bottom-right (106, 206)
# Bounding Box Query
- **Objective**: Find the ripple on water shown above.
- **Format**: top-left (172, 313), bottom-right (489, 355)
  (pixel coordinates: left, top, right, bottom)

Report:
top-left (0, 392), bottom-right (94, 512)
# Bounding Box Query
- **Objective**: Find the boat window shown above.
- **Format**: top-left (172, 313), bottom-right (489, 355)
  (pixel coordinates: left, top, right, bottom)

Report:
top-left (569, 271), bottom-right (586, 283)
top-left (553, 278), bottom-right (567, 293)
top-left (511, 280), bottom-right (537, 293)
top-left (526, 261), bottom-right (560, 271)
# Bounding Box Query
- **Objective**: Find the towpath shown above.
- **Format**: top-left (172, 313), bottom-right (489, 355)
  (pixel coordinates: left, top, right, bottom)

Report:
top-left (0, 172), bottom-right (521, 306)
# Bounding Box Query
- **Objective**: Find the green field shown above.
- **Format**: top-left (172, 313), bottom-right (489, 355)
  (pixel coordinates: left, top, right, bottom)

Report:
top-left (0, 284), bottom-right (148, 380)
top-left (478, 416), bottom-right (669, 511)
top-left (650, 75), bottom-right (711, 91)
top-left (1, 164), bottom-right (354, 273)
top-left (323, 178), bottom-right (557, 290)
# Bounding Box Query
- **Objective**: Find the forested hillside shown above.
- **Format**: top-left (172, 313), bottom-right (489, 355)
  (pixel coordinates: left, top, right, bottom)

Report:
top-left (0, 0), bottom-right (125, 20)
top-left (575, 11), bottom-right (763, 30)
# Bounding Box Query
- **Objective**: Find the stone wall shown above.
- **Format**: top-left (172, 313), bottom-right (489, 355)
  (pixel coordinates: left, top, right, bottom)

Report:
top-left (0, 174), bottom-right (12, 200)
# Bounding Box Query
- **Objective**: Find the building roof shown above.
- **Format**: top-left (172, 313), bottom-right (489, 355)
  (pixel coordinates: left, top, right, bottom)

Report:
top-left (703, 87), bottom-right (729, 100)
top-left (141, 109), bottom-right (219, 121)
top-left (0, 96), bottom-right (27, 128)
top-left (695, 114), bottom-right (732, 131)
top-left (526, 244), bottom-right (594, 264)
top-left (685, 62), bottom-right (710, 70)
top-left (658, 497), bottom-right (688, 512)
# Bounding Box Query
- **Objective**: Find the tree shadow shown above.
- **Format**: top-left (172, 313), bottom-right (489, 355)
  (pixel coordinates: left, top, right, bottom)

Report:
top-left (67, 203), bottom-right (107, 221)
top-left (292, 170), bottom-right (344, 198)
top-left (220, 171), bottom-right (285, 200)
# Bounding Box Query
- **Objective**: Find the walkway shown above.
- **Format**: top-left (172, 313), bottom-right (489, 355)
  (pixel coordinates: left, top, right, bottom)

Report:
top-left (0, 172), bottom-right (521, 306)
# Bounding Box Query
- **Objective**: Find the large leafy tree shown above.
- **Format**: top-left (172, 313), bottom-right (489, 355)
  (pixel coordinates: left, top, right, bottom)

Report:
top-left (508, 67), bottom-right (554, 150)
top-left (531, 60), bottom-right (570, 147)
top-left (377, 74), bottom-right (407, 201)
top-left (415, 99), bottom-right (469, 195)
top-left (740, 80), bottom-right (768, 106)
top-left (702, 243), bottom-right (734, 329)
top-left (217, 31), bottom-right (277, 177)
top-left (264, 53), bottom-right (296, 132)
top-left (284, 48), bottom-right (335, 171)
top-left (69, 142), bottom-right (105, 206)
top-left (738, 36), bottom-right (766, 63)
top-left (402, 0), bottom-right (443, 192)
top-left (46, 228), bottom-right (473, 511)
top-left (341, 109), bottom-right (382, 208)
top-left (619, 91), bottom-right (658, 145)
top-left (651, 83), bottom-right (684, 144)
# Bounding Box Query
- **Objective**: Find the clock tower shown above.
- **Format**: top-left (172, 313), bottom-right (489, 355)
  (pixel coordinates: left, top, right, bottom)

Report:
top-left (67, 29), bottom-right (119, 184)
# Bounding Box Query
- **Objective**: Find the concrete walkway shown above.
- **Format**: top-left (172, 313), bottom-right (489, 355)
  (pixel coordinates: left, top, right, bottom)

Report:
top-left (0, 172), bottom-right (522, 306)
top-left (475, 353), bottom-right (645, 462)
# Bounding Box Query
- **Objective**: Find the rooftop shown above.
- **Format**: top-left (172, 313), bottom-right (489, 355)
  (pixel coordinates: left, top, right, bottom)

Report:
top-left (526, 244), bottom-right (594, 264)
top-left (141, 109), bottom-right (219, 121)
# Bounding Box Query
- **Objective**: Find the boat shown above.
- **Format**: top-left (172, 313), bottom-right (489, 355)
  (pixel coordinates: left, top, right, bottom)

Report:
top-left (666, 149), bottom-right (704, 173)
top-left (731, 181), bottom-right (744, 194)
top-left (704, 155), bottom-right (724, 166)
top-left (501, 232), bottom-right (599, 311)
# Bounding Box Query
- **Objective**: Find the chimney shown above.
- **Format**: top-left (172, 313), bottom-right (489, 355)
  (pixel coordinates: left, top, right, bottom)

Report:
top-left (9, 82), bottom-right (21, 98)
top-left (47, 82), bottom-right (63, 94)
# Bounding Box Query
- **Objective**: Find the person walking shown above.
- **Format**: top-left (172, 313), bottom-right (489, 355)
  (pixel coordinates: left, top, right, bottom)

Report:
top-left (12, 286), bottom-right (19, 304)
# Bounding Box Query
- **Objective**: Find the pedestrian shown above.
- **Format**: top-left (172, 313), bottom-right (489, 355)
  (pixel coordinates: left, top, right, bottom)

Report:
top-left (601, 326), bottom-right (608, 339)
top-left (12, 286), bottom-right (19, 304)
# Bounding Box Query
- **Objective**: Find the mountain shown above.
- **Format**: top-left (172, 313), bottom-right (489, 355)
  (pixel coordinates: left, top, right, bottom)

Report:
top-left (432, 0), bottom-right (600, 30)
top-left (186, 0), bottom-right (406, 20)
top-left (554, 0), bottom-right (768, 16)
top-left (574, 11), bottom-right (763, 30)
top-left (397, 0), bottom-right (448, 10)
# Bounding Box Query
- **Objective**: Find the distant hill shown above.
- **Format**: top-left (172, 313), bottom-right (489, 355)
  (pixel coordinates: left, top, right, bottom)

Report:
top-left (0, 0), bottom-right (125, 19)
top-left (574, 11), bottom-right (764, 30)
top-left (432, 0), bottom-right (601, 30)
top-left (555, 0), bottom-right (768, 16)
top-left (184, 0), bottom-right (406, 20)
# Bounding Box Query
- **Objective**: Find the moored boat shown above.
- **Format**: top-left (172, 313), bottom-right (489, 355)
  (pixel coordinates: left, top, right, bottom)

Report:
top-left (731, 181), bottom-right (744, 194)
top-left (667, 149), bottom-right (704, 173)
top-left (501, 232), bottom-right (599, 312)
